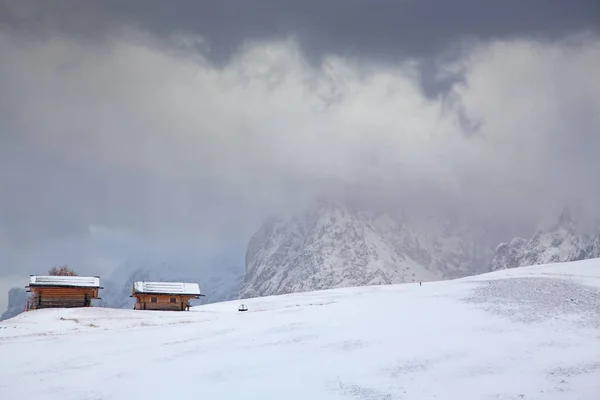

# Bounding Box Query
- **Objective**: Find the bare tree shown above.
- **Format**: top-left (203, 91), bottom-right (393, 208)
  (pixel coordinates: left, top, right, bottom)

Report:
top-left (48, 265), bottom-right (77, 276)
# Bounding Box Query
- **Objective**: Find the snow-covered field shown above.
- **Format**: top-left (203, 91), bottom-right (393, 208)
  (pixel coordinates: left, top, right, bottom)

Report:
top-left (1, 259), bottom-right (599, 399)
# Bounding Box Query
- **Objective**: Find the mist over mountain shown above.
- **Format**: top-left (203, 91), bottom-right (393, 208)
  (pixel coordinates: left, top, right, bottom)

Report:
top-left (1, 0), bottom-right (599, 331)
top-left (240, 199), bottom-right (498, 299)
top-left (2, 202), bottom-right (599, 320)
top-left (490, 210), bottom-right (600, 271)
top-left (0, 287), bottom-right (26, 321)
top-left (575, 228), bottom-right (600, 260)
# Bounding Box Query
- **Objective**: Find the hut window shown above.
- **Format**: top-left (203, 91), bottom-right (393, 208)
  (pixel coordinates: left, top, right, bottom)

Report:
top-left (170, 297), bottom-right (176, 303)
top-left (150, 297), bottom-right (157, 303)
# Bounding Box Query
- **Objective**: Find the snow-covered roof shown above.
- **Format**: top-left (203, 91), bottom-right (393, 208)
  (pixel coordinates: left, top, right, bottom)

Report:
top-left (29, 275), bottom-right (101, 288)
top-left (133, 281), bottom-right (201, 296)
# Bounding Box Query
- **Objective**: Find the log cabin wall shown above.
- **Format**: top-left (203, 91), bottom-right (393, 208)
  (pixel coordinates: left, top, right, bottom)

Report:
top-left (133, 294), bottom-right (195, 311)
top-left (28, 287), bottom-right (99, 309)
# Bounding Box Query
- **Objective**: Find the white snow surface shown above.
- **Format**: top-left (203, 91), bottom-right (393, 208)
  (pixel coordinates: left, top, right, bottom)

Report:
top-left (133, 281), bottom-right (201, 296)
top-left (2, 258), bottom-right (599, 399)
top-left (28, 275), bottom-right (101, 288)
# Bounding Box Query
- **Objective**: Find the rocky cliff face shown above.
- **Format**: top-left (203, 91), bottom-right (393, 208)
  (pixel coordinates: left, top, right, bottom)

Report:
top-left (240, 200), bottom-right (494, 298)
top-left (490, 210), bottom-right (599, 271)
top-left (572, 227), bottom-right (600, 261)
top-left (0, 287), bottom-right (27, 321)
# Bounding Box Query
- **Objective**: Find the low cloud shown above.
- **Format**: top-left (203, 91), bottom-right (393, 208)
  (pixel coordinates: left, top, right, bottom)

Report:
top-left (0, 28), bottom-right (599, 282)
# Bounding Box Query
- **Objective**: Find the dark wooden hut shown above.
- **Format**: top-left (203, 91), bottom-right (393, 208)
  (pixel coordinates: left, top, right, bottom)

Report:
top-left (131, 281), bottom-right (202, 311)
top-left (26, 275), bottom-right (102, 310)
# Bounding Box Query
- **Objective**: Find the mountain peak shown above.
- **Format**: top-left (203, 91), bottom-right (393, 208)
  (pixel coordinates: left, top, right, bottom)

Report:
top-left (240, 200), bottom-right (493, 299)
top-left (553, 208), bottom-right (578, 232)
top-left (490, 210), bottom-right (598, 271)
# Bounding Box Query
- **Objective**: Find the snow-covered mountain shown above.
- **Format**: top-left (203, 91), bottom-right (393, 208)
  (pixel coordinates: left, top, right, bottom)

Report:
top-left (573, 227), bottom-right (600, 260)
top-left (490, 210), bottom-right (600, 271)
top-left (240, 199), bottom-right (495, 298)
top-left (101, 255), bottom-right (244, 309)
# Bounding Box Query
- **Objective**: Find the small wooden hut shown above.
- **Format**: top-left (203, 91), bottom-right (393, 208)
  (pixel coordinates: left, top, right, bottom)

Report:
top-left (26, 275), bottom-right (102, 310)
top-left (131, 281), bottom-right (202, 311)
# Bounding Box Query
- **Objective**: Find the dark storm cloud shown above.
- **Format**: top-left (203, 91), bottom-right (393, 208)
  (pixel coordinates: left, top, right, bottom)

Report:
top-left (2, 0), bottom-right (598, 101)
top-left (2, 0), bottom-right (599, 62)
top-left (2, 0), bottom-right (597, 99)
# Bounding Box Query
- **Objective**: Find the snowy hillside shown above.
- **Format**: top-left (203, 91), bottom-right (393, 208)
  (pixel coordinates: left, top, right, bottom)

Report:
top-left (2, 258), bottom-right (598, 399)
top-left (490, 210), bottom-right (600, 271)
top-left (241, 199), bottom-right (494, 298)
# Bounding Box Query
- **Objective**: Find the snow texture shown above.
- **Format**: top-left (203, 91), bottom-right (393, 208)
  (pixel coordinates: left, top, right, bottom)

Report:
top-left (241, 199), bottom-right (495, 298)
top-left (28, 275), bottom-right (101, 288)
top-left (133, 281), bottom-right (201, 296)
top-left (2, 258), bottom-right (599, 399)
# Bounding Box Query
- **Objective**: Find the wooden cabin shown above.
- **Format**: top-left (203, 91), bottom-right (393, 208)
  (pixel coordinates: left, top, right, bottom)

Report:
top-left (131, 281), bottom-right (202, 311)
top-left (26, 275), bottom-right (102, 310)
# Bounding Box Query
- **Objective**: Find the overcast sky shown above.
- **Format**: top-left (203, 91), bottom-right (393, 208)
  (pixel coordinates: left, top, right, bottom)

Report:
top-left (0, 1), bottom-right (599, 309)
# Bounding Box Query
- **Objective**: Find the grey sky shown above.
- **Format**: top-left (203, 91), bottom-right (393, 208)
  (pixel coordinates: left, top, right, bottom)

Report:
top-left (2, 0), bottom-right (599, 96)
top-left (0, 1), bottom-right (599, 309)
top-left (3, 1), bottom-right (598, 55)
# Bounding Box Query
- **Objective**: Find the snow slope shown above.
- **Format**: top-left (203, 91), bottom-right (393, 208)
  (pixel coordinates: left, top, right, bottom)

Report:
top-left (1, 258), bottom-right (599, 399)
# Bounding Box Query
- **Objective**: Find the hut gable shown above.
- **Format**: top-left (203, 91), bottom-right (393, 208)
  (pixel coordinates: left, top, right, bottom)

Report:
top-left (26, 275), bottom-right (102, 310)
top-left (132, 281), bottom-right (202, 311)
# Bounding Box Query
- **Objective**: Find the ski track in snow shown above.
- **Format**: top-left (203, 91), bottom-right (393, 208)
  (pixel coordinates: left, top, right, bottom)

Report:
top-left (1, 259), bottom-right (599, 399)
